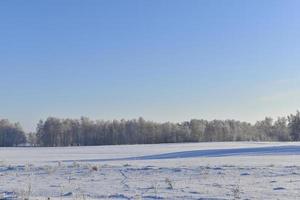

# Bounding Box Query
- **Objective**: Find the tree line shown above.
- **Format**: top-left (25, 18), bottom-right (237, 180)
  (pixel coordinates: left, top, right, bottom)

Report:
top-left (0, 119), bottom-right (26, 147)
top-left (1, 111), bottom-right (300, 147)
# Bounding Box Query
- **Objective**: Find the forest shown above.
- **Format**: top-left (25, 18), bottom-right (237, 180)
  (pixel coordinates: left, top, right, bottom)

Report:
top-left (1, 111), bottom-right (300, 147)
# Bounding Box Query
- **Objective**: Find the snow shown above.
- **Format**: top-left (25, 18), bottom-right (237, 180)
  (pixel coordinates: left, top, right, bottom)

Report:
top-left (1, 142), bottom-right (300, 199)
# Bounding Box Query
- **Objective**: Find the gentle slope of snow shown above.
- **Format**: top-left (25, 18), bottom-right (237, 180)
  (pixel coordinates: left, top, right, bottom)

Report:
top-left (0, 142), bottom-right (300, 199)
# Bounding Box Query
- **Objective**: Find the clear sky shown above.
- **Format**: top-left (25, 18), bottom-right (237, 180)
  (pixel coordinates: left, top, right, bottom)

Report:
top-left (1, 0), bottom-right (300, 132)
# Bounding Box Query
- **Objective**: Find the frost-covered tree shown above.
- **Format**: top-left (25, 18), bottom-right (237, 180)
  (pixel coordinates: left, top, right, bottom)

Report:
top-left (288, 111), bottom-right (300, 141)
top-left (0, 119), bottom-right (26, 146)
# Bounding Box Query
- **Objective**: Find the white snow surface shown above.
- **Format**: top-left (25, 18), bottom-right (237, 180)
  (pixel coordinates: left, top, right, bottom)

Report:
top-left (1, 142), bottom-right (300, 199)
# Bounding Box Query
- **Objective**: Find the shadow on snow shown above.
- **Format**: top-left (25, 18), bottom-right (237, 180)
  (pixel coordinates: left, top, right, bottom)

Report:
top-left (61, 145), bottom-right (300, 163)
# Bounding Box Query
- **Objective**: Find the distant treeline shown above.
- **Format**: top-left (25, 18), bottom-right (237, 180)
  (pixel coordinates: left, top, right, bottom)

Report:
top-left (0, 119), bottom-right (26, 147)
top-left (1, 111), bottom-right (300, 147)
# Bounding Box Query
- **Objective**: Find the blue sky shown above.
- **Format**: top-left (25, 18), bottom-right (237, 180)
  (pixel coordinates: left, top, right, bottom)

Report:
top-left (1, 0), bottom-right (300, 132)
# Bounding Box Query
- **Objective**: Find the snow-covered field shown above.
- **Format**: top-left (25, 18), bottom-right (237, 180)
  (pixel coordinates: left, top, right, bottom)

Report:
top-left (1, 142), bottom-right (300, 200)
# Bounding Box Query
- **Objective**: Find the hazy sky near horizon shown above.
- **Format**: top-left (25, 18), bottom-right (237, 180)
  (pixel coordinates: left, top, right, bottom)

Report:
top-left (1, 0), bottom-right (300, 132)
